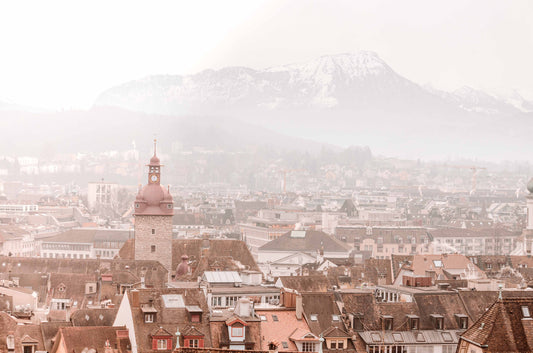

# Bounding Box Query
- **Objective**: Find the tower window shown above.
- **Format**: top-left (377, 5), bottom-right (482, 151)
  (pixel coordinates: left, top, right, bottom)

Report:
top-left (151, 245), bottom-right (156, 253)
top-left (152, 229), bottom-right (156, 235)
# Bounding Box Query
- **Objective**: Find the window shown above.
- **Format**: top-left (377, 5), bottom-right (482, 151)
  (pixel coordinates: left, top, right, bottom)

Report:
top-left (331, 341), bottom-right (336, 349)
top-left (260, 315), bottom-right (267, 321)
top-left (188, 339), bottom-right (199, 348)
top-left (157, 339), bottom-right (168, 350)
top-left (231, 326), bottom-right (243, 337)
top-left (272, 315), bottom-right (279, 322)
top-left (282, 342), bottom-right (289, 349)
top-left (441, 332), bottom-right (453, 343)
top-left (151, 245), bottom-right (156, 253)
top-left (435, 317), bottom-right (443, 329)
top-left (23, 345), bottom-right (34, 353)
top-left (459, 316), bottom-right (468, 329)
top-left (302, 342), bottom-right (316, 352)
top-left (152, 229), bottom-right (156, 235)
top-left (523, 306), bottom-right (531, 318)
top-left (191, 313), bottom-right (201, 323)
top-left (442, 345), bottom-right (455, 353)
top-left (382, 317), bottom-right (393, 330)
top-left (337, 341), bottom-right (344, 349)
top-left (167, 204), bottom-right (173, 209)
top-left (409, 317), bottom-right (419, 330)
top-left (145, 313), bottom-right (154, 323)
top-left (135, 203), bottom-right (140, 208)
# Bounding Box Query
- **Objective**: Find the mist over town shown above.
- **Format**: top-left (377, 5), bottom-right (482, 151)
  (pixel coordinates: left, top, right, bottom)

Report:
top-left (0, 1), bottom-right (532, 353)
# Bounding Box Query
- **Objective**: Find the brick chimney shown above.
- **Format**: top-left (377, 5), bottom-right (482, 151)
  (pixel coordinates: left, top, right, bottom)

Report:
top-left (131, 289), bottom-right (139, 308)
top-left (296, 294), bottom-right (303, 320)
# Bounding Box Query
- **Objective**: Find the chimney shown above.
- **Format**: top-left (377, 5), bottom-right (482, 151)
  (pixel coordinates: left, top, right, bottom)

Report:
top-left (131, 289), bottom-right (140, 308)
top-left (104, 339), bottom-right (113, 353)
top-left (116, 328), bottom-right (129, 351)
top-left (296, 294), bottom-right (303, 320)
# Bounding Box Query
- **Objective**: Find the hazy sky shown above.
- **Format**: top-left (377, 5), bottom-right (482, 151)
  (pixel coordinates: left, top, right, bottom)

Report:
top-left (1, 0), bottom-right (532, 110)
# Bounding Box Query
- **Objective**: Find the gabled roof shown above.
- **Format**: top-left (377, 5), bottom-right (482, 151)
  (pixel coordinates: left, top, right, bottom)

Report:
top-left (321, 326), bottom-right (350, 338)
top-left (259, 230), bottom-right (351, 253)
top-left (255, 309), bottom-right (312, 352)
top-left (460, 297), bottom-right (533, 352)
top-left (276, 275), bottom-right (330, 292)
top-left (182, 326), bottom-right (205, 337)
top-left (289, 328), bottom-right (319, 341)
top-left (53, 326), bottom-right (130, 353)
top-left (151, 326), bottom-right (173, 337)
top-left (226, 316), bottom-right (248, 326)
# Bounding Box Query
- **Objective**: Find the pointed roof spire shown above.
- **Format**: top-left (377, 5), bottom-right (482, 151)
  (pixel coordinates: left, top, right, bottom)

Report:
top-left (149, 139), bottom-right (160, 165)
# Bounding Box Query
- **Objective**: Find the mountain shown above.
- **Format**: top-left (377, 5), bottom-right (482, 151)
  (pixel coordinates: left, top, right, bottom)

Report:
top-left (92, 52), bottom-right (533, 160)
top-left (94, 52), bottom-right (453, 115)
top-left (94, 51), bottom-right (530, 116)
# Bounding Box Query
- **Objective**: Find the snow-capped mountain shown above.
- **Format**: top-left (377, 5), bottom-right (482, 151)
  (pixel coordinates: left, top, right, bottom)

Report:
top-left (94, 51), bottom-right (531, 118)
top-left (94, 51), bottom-right (451, 114)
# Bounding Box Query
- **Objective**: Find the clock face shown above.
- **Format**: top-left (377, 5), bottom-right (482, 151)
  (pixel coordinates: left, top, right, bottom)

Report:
top-left (150, 174), bottom-right (158, 183)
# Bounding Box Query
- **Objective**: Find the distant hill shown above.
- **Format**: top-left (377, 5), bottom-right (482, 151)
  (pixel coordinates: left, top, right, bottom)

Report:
top-left (0, 107), bottom-right (333, 156)
top-left (94, 51), bottom-right (533, 160)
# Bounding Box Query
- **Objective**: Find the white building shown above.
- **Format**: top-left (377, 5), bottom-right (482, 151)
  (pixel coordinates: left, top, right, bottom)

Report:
top-left (87, 181), bottom-right (118, 210)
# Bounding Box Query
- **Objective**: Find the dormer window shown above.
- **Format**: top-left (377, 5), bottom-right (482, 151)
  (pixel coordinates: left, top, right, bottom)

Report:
top-left (145, 313), bottom-right (154, 323)
top-left (455, 314), bottom-right (468, 328)
top-left (381, 315), bottom-right (393, 330)
top-left (6, 335), bottom-right (14, 352)
top-left (407, 315), bottom-right (419, 330)
top-left (231, 324), bottom-right (244, 337)
top-left (431, 314), bottom-right (444, 330)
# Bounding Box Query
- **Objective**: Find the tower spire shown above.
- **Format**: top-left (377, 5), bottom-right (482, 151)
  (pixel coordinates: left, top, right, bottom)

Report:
top-left (153, 138), bottom-right (157, 156)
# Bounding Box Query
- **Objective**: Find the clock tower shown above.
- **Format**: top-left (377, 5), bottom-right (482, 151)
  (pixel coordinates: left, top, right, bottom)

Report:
top-left (133, 140), bottom-right (174, 278)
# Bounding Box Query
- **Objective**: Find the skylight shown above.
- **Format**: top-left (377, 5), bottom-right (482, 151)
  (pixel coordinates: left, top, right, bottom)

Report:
top-left (310, 314), bottom-right (318, 321)
top-left (282, 342), bottom-right (289, 349)
top-left (162, 294), bottom-right (185, 308)
top-left (433, 260), bottom-right (443, 268)
top-left (441, 332), bottom-right (453, 343)
top-left (370, 333), bottom-right (381, 342)
top-left (392, 333), bottom-right (403, 342)
top-left (260, 315), bottom-right (267, 321)
top-left (332, 315), bottom-right (340, 321)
